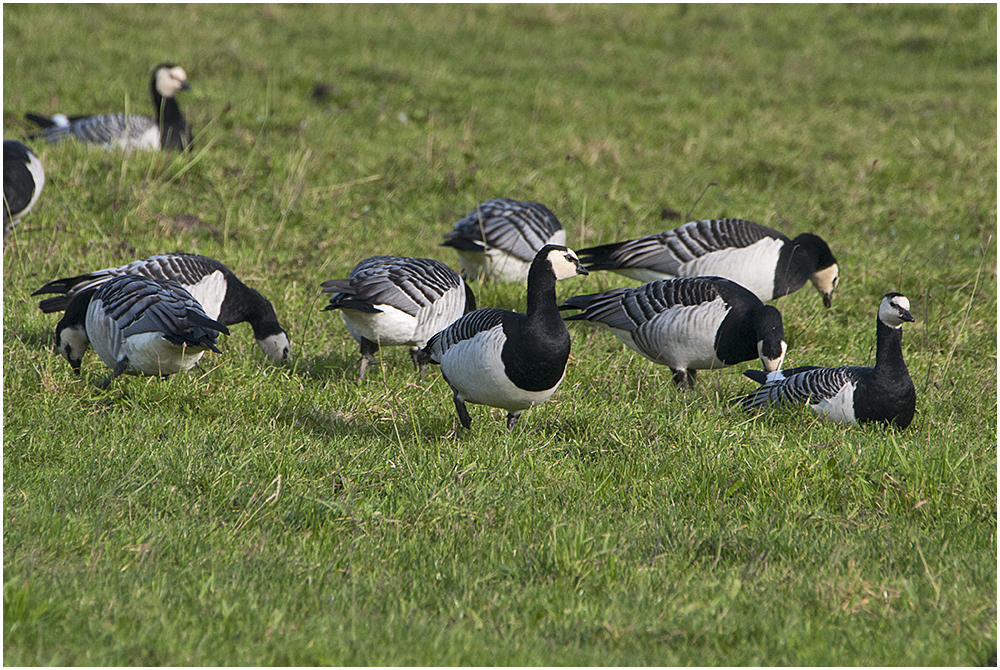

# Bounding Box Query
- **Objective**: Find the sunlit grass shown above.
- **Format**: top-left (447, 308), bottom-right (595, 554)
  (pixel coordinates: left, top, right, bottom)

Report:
top-left (3, 4), bottom-right (996, 665)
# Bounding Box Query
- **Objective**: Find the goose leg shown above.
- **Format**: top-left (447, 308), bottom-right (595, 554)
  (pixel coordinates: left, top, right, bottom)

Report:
top-left (452, 389), bottom-right (473, 429)
top-left (506, 412), bottom-right (521, 430)
top-left (409, 347), bottom-right (427, 380)
top-left (357, 338), bottom-right (378, 382)
top-left (672, 368), bottom-right (696, 389)
top-left (98, 357), bottom-right (130, 389)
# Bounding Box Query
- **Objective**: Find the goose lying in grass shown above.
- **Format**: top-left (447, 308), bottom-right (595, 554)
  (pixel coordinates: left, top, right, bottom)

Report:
top-left (738, 293), bottom-right (916, 428)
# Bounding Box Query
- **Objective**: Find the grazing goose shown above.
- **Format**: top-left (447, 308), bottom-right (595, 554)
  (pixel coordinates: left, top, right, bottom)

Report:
top-left (420, 245), bottom-right (588, 430)
top-left (86, 275), bottom-right (230, 388)
top-left (738, 293), bottom-right (916, 428)
top-left (561, 276), bottom-right (786, 389)
top-left (3, 140), bottom-right (46, 245)
top-left (35, 253), bottom-right (290, 371)
top-left (321, 255), bottom-right (476, 381)
top-left (440, 198), bottom-right (566, 282)
top-left (577, 218), bottom-right (839, 307)
top-left (26, 63), bottom-right (192, 151)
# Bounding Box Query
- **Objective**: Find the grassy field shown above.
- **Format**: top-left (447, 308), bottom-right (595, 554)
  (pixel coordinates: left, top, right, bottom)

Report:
top-left (3, 4), bottom-right (996, 665)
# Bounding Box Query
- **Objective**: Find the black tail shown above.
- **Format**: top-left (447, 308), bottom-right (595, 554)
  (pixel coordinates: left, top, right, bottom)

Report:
top-left (25, 113), bottom-right (57, 129)
top-left (575, 240), bottom-right (629, 271)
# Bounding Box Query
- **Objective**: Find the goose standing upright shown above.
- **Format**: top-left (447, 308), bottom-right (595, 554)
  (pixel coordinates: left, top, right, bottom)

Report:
top-left (420, 245), bottom-right (588, 430)
top-left (3, 140), bottom-right (46, 245)
top-left (561, 276), bottom-right (786, 389)
top-left (85, 275), bottom-right (230, 388)
top-left (26, 63), bottom-right (192, 151)
top-left (34, 253), bottom-right (290, 371)
top-left (577, 218), bottom-right (839, 307)
top-left (440, 198), bottom-right (566, 282)
top-left (321, 255), bottom-right (476, 380)
top-left (738, 293), bottom-right (916, 428)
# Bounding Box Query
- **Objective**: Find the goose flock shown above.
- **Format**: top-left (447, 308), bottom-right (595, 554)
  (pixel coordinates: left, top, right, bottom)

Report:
top-left (6, 63), bottom-right (918, 431)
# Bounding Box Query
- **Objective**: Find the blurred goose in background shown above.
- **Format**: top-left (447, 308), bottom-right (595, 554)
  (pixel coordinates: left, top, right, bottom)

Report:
top-left (420, 245), bottom-right (588, 430)
top-left (577, 218), bottom-right (839, 307)
top-left (26, 63), bottom-right (192, 151)
top-left (561, 276), bottom-right (786, 389)
top-left (3, 140), bottom-right (46, 246)
top-left (35, 252), bottom-right (290, 371)
top-left (321, 255), bottom-right (476, 381)
top-left (441, 198), bottom-right (566, 282)
top-left (86, 275), bottom-right (229, 388)
top-left (738, 293), bottom-right (916, 428)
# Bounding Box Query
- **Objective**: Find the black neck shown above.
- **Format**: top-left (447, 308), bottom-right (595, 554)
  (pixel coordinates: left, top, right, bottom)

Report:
top-left (526, 257), bottom-right (558, 318)
top-left (152, 88), bottom-right (189, 149)
top-left (218, 282), bottom-right (278, 336)
top-left (875, 318), bottom-right (907, 372)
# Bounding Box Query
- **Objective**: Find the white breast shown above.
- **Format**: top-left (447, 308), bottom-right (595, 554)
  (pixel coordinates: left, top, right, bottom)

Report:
top-left (810, 381), bottom-right (856, 423)
top-left (678, 237), bottom-right (784, 301)
top-left (183, 271), bottom-right (228, 320)
top-left (118, 124), bottom-right (161, 151)
top-left (440, 325), bottom-right (563, 412)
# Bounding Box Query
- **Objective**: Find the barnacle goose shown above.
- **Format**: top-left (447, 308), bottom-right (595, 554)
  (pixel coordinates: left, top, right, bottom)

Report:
top-left (440, 198), bottom-right (567, 282)
top-left (420, 245), bottom-right (588, 430)
top-left (577, 218), bottom-right (840, 307)
top-left (34, 253), bottom-right (290, 372)
top-left (738, 293), bottom-right (916, 428)
top-left (3, 140), bottom-right (46, 245)
top-left (321, 255), bottom-right (477, 381)
top-left (561, 276), bottom-right (786, 389)
top-left (86, 275), bottom-right (230, 388)
top-left (26, 63), bottom-right (192, 151)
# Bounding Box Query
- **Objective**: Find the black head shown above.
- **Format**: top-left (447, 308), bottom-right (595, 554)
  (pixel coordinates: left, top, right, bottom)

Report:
top-left (754, 304), bottom-right (787, 372)
top-left (792, 233), bottom-right (839, 308)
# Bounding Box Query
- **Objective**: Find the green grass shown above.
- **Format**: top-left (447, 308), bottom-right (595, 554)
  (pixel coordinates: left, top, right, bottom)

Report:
top-left (4, 4), bottom-right (996, 665)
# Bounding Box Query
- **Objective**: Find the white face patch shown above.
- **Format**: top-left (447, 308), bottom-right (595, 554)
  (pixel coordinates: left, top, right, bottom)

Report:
top-left (155, 66), bottom-right (189, 98)
top-left (758, 339), bottom-right (787, 372)
top-left (810, 264), bottom-right (840, 302)
top-left (258, 332), bottom-right (291, 361)
top-left (548, 249), bottom-right (584, 281)
top-left (57, 324), bottom-right (90, 368)
top-left (878, 294), bottom-right (913, 328)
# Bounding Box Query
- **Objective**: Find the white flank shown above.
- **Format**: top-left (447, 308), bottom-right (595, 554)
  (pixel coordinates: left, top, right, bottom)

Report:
top-left (811, 381), bottom-right (857, 424)
top-left (21, 152), bottom-right (45, 220)
top-left (122, 332), bottom-right (205, 375)
top-left (621, 296), bottom-right (731, 370)
top-left (440, 325), bottom-right (562, 412)
top-left (343, 304), bottom-right (418, 347)
top-left (184, 271), bottom-right (228, 320)
top-left (678, 237), bottom-right (784, 301)
top-left (411, 285), bottom-right (468, 345)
